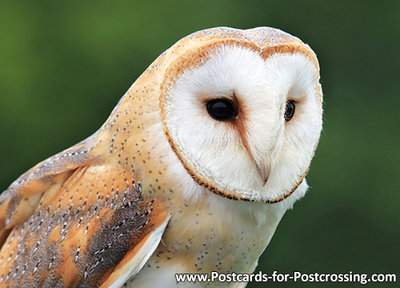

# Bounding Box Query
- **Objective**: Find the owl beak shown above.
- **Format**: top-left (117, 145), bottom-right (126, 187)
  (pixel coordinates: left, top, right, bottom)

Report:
top-left (256, 162), bottom-right (270, 186)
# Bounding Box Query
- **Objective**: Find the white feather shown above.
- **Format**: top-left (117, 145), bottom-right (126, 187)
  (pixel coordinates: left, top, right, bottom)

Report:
top-left (164, 45), bottom-right (321, 202)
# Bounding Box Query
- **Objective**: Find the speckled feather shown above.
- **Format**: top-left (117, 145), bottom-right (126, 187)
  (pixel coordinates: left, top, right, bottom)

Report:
top-left (0, 27), bottom-right (322, 288)
top-left (0, 159), bottom-right (169, 287)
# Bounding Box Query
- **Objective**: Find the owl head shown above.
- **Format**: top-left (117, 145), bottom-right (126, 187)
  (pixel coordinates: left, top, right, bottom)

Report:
top-left (156, 27), bottom-right (322, 203)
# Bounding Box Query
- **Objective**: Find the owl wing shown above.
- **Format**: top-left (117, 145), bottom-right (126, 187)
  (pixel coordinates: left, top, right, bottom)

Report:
top-left (0, 138), bottom-right (171, 288)
top-left (0, 137), bottom-right (97, 245)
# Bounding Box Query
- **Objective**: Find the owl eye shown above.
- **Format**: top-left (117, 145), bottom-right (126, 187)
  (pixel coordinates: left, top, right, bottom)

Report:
top-left (284, 100), bottom-right (296, 122)
top-left (206, 99), bottom-right (238, 121)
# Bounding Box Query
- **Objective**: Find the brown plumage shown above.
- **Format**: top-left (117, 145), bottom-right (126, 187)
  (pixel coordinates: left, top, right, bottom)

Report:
top-left (0, 140), bottom-right (169, 287)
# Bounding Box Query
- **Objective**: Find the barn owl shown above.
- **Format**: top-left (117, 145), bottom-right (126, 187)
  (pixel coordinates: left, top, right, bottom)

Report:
top-left (0, 27), bottom-right (322, 287)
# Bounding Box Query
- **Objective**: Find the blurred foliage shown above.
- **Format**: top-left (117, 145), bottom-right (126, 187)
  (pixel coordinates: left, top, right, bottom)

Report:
top-left (0, 0), bottom-right (399, 287)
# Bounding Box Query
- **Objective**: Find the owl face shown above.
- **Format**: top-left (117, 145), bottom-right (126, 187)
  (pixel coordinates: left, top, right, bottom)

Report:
top-left (160, 27), bottom-right (322, 203)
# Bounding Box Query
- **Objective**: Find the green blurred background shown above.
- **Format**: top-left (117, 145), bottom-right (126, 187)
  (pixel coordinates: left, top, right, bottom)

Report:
top-left (0, 1), bottom-right (399, 287)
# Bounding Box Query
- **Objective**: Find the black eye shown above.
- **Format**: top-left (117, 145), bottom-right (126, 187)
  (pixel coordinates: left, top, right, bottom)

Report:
top-left (206, 99), bottom-right (238, 121)
top-left (284, 100), bottom-right (296, 122)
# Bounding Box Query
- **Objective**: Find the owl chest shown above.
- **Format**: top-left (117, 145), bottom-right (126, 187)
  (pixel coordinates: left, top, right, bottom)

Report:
top-left (127, 194), bottom-right (284, 287)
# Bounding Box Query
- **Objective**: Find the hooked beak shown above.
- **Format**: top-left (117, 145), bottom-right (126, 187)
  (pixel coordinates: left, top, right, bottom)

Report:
top-left (255, 162), bottom-right (271, 186)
